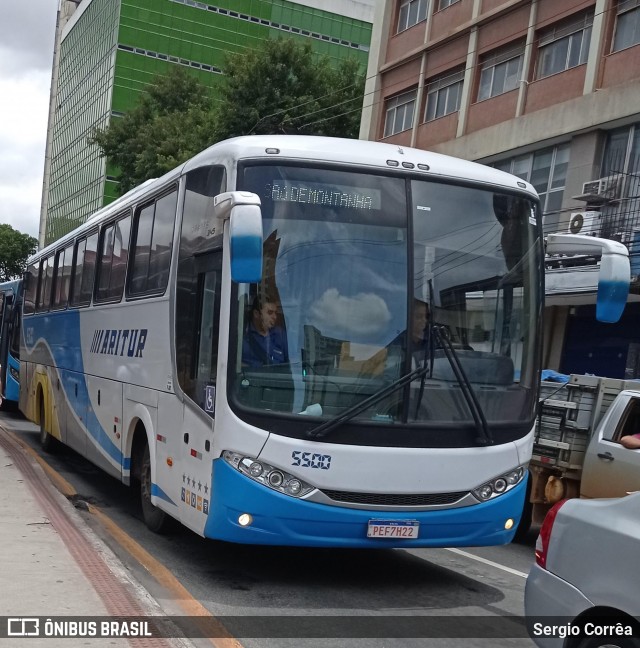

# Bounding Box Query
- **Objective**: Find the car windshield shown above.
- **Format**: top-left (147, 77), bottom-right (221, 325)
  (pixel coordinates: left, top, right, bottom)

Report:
top-left (228, 163), bottom-right (542, 446)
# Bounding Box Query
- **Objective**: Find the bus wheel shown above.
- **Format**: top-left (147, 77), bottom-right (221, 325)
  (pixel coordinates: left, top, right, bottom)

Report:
top-left (39, 400), bottom-right (56, 453)
top-left (512, 475), bottom-right (533, 543)
top-left (140, 444), bottom-right (171, 534)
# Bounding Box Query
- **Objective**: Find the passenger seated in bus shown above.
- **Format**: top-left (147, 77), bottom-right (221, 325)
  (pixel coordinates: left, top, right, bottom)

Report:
top-left (242, 295), bottom-right (289, 367)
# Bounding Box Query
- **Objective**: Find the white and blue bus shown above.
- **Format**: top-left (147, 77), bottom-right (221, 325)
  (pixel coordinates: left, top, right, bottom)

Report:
top-left (0, 279), bottom-right (23, 408)
top-left (20, 136), bottom-right (629, 546)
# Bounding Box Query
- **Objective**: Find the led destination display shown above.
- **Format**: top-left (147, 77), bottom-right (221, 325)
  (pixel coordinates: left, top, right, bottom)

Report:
top-left (267, 181), bottom-right (381, 210)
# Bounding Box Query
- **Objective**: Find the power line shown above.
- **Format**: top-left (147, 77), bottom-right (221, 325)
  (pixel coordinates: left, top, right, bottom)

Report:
top-left (271, 0), bottom-right (623, 132)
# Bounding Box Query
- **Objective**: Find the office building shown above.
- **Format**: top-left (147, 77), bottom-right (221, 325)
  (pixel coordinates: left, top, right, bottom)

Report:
top-left (361, 0), bottom-right (640, 377)
top-left (41, 0), bottom-right (375, 246)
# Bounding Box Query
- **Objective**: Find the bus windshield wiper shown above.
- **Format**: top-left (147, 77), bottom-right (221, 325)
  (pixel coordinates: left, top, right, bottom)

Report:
top-left (431, 326), bottom-right (493, 447)
top-left (306, 327), bottom-right (493, 445)
top-left (306, 364), bottom-right (431, 440)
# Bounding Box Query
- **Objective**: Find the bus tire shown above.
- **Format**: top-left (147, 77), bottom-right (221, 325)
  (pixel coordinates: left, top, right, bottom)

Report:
top-left (140, 443), bottom-right (171, 534)
top-left (39, 399), bottom-right (56, 453)
top-left (512, 474), bottom-right (533, 543)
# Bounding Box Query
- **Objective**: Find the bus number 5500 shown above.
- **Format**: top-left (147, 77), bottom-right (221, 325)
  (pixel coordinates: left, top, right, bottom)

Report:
top-left (291, 452), bottom-right (331, 470)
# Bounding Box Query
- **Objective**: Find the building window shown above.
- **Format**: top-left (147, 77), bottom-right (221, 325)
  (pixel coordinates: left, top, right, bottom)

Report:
top-left (425, 69), bottom-right (464, 121)
top-left (383, 89), bottom-right (417, 137)
top-left (600, 124), bottom-right (640, 242)
top-left (492, 143), bottom-right (570, 232)
top-left (613, 0), bottom-right (640, 52)
top-left (536, 12), bottom-right (593, 79)
top-left (438, 0), bottom-right (459, 8)
top-left (397, 0), bottom-right (428, 32)
top-left (478, 47), bottom-right (523, 100)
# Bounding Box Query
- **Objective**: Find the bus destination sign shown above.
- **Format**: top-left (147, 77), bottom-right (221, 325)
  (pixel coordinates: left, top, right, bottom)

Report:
top-left (268, 181), bottom-right (381, 210)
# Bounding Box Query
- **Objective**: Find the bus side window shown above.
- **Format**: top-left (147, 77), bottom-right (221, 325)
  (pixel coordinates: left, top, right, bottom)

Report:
top-left (36, 255), bottom-right (54, 313)
top-left (175, 165), bottom-right (226, 404)
top-left (96, 214), bottom-right (131, 303)
top-left (70, 231), bottom-right (98, 307)
top-left (129, 189), bottom-right (177, 297)
top-left (52, 243), bottom-right (73, 310)
top-left (10, 309), bottom-right (20, 360)
top-left (194, 263), bottom-right (222, 416)
top-left (24, 261), bottom-right (38, 315)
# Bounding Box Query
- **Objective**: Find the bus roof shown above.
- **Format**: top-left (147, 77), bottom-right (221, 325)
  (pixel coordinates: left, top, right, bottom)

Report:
top-left (33, 135), bottom-right (537, 260)
top-left (184, 135), bottom-right (537, 196)
top-left (0, 279), bottom-right (22, 295)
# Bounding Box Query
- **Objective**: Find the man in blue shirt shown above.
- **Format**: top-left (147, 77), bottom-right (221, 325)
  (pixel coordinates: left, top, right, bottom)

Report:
top-left (242, 296), bottom-right (289, 367)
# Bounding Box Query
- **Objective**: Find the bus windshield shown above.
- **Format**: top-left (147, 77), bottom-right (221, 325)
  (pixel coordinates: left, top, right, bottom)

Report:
top-left (230, 163), bottom-right (542, 446)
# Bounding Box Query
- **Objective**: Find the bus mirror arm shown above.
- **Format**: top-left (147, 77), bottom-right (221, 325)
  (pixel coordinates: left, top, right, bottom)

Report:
top-left (213, 191), bottom-right (261, 220)
top-left (546, 233), bottom-right (630, 323)
top-left (215, 192), bottom-right (264, 284)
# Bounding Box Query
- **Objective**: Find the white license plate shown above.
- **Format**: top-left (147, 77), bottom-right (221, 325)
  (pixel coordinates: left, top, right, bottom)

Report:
top-left (367, 519), bottom-right (419, 539)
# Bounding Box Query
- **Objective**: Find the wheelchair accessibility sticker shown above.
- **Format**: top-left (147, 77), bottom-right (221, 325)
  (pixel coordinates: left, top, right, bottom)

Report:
top-left (205, 385), bottom-right (215, 414)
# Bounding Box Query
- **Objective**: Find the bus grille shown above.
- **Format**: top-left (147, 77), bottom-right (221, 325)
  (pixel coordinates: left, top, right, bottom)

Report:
top-left (319, 489), bottom-right (469, 507)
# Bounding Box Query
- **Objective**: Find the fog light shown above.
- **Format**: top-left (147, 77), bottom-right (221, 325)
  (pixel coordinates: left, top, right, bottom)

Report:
top-left (268, 471), bottom-right (284, 488)
top-left (238, 513), bottom-right (253, 527)
top-left (504, 518), bottom-right (514, 530)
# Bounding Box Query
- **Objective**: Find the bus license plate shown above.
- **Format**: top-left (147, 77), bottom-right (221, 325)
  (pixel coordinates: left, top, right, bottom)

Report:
top-left (367, 520), bottom-right (419, 539)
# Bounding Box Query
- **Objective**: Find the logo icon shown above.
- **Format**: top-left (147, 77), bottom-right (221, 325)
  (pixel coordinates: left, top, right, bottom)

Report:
top-left (8, 618), bottom-right (40, 637)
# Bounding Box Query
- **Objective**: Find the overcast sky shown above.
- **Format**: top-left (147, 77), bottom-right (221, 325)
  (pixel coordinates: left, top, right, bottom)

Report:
top-left (0, 1), bottom-right (59, 242)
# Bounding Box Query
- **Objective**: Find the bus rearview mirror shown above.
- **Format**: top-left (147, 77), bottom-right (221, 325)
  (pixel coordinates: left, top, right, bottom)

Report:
top-left (229, 204), bottom-right (263, 283)
top-left (546, 233), bottom-right (630, 323)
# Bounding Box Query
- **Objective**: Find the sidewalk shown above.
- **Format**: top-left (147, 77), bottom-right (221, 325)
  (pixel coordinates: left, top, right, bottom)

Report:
top-left (0, 426), bottom-right (191, 648)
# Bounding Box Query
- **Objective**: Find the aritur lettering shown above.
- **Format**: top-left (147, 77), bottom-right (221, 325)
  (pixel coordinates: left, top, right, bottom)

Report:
top-left (90, 328), bottom-right (148, 358)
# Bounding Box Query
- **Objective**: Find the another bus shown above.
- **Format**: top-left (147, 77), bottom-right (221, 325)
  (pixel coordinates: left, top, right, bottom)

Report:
top-left (20, 136), bottom-right (629, 546)
top-left (0, 279), bottom-right (23, 408)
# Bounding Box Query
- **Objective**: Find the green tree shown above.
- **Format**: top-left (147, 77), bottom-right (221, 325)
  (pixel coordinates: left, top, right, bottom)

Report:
top-left (91, 67), bottom-right (217, 194)
top-left (0, 224), bottom-right (37, 281)
top-left (214, 38), bottom-right (365, 140)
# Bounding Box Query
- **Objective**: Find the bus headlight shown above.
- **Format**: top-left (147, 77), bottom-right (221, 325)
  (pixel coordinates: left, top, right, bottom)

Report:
top-left (472, 466), bottom-right (526, 502)
top-left (222, 451), bottom-right (315, 498)
top-left (9, 365), bottom-right (19, 383)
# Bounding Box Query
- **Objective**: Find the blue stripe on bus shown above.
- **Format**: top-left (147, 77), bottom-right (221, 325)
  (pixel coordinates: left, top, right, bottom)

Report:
top-left (5, 355), bottom-right (20, 402)
top-left (25, 310), bottom-right (124, 467)
top-left (203, 459), bottom-right (527, 547)
top-left (151, 483), bottom-right (177, 506)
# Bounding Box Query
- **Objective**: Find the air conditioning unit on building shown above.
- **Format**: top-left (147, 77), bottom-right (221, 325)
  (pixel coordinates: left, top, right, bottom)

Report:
top-left (581, 175), bottom-right (623, 201)
top-left (568, 210), bottom-right (601, 236)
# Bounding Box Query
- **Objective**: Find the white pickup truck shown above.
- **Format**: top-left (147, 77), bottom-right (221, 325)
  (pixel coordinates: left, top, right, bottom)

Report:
top-left (517, 374), bottom-right (640, 538)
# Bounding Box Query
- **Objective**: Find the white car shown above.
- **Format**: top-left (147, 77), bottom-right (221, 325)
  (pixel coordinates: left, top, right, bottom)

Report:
top-left (524, 493), bottom-right (640, 648)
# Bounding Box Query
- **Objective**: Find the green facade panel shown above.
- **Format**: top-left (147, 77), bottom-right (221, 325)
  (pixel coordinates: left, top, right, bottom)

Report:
top-left (44, 0), bottom-right (372, 244)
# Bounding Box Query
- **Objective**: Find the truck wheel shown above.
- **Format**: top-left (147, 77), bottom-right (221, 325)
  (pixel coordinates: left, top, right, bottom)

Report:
top-left (39, 399), bottom-right (56, 453)
top-left (140, 443), bottom-right (171, 534)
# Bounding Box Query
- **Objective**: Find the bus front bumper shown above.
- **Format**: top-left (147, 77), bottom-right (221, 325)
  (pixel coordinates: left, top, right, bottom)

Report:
top-left (203, 459), bottom-right (527, 548)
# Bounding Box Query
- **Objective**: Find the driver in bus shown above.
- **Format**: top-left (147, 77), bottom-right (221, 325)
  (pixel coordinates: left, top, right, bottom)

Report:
top-left (387, 299), bottom-right (430, 368)
top-left (242, 295), bottom-right (289, 367)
